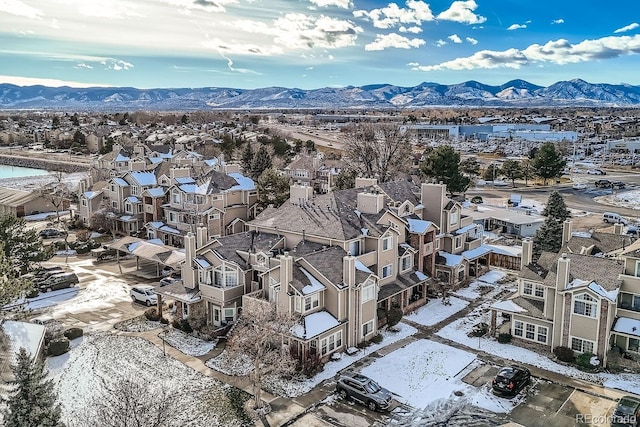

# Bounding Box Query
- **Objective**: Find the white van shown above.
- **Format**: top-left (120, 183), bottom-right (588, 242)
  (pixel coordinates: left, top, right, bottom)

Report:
top-left (603, 212), bottom-right (628, 225)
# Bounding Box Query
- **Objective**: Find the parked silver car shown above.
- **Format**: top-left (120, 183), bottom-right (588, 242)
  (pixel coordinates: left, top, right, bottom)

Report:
top-left (336, 373), bottom-right (392, 411)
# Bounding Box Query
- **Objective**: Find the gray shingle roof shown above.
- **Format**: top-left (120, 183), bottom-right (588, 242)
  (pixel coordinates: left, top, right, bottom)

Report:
top-left (297, 246), bottom-right (347, 287)
top-left (565, 232), bottom-right (634, 255)
top-left (511, 296), bottom-right (546, 319)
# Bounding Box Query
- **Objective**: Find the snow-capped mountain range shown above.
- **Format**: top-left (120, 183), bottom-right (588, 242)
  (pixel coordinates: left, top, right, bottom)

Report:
top-left (2, 78), bottom-right (640, 110)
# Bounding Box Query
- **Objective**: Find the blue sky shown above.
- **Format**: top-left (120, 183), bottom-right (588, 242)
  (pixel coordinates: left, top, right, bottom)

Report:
top-left (1, 0), bottom-right (639, 89)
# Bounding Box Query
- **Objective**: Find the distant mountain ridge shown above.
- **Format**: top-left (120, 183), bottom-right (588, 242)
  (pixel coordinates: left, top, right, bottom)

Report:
top-left (2, 78), bottom-right (640, 110)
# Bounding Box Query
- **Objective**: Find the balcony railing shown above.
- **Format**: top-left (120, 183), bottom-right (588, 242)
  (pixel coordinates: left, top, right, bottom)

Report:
top-left (423, 242), bottom-right (434, 255)
top-left (200, 283), bottom-right (244, 305)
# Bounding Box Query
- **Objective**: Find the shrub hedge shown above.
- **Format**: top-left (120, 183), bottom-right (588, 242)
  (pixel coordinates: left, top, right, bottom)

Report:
top-left (48, 337), bottom-right (70, 356)
top-left (63, 327), bottom-right (84, 340)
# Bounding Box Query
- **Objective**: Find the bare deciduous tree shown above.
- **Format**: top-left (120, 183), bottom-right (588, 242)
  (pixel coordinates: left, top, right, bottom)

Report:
top-left (226, 299), bottom-right (297, 410)
top-left (74, 377), bottom-right (185, 427)
top-left (342, 123), bottom-right (412, 183)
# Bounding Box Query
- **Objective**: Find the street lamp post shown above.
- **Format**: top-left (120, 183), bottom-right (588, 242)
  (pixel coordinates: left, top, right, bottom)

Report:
top-left (161, 327), bottom-right (168, 356)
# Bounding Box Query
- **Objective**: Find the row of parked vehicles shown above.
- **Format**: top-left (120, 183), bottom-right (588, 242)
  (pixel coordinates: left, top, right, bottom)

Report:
top-left (24, 266), bottom-right (79, 295)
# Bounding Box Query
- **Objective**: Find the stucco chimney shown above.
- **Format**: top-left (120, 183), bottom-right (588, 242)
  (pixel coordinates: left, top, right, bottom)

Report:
top-left (280, 251), bottom-right (293, 288)
top-left (183, 232), bottom-right (196, 289)
top-left (343, 251), bottom-right (356, 287)
top-left (196, 224), bottom-right (208, 248)
top-left (289, 184), bottom-right (313, 204)
top-left (357, 190), bottom-right (385, 214)
top-left (521, 238), bottom-right (533, 269)
top-left (614, 223), bottom-right (624, 235)
top-left (556, 253), bottom-right (570, 291)
top-left (562, 219), bottom-right (572, 245)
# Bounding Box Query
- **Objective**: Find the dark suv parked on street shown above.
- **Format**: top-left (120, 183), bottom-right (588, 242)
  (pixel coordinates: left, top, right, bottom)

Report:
top-left (611, 396), bottom-right (640, 427)
top-left (336, 373), bottom-right (392, 411)
top-left (492, 365), bottom-right (531, 396)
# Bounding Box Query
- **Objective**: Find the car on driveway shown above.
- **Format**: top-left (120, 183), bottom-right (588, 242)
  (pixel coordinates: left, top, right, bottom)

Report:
top-left (38, 272), bottom-right (79, 292)
top-left (611, 395), bottom-right (640, 427)
top-left (130, 285), bottom-right (158, 306)
top-left (336, 373), bottom-right (393, 411)
top-left (612, 180), bottom-right (626, 189)
top-left (492, 365), bottom-right (531, 396)
top-left (159, 276), bottom-right (180, 287)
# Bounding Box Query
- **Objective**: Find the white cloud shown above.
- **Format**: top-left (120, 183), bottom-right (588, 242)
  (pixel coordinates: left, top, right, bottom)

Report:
top-left (161, 0), bottom-right (238, 14)
top-left (0, 75), bottom-right (111, 88)
top-left (552, 18), bottom-right (564, 24)
top-left (448, 34), bottom-right (462, 43)
top-left (466, 36), bottom-right (477, 45)
top-left (399, 25), bottom-right (422, 33)
top-left (436, 0), bottom-right (486, 25)
top-left (353, 0), bottom-right (434, 29)
top-left (74, 63), bottom-right (93, 69)
top-left (614, 22), bottom-right (639, 34)
top-left (309, 0), bottom-right (352, 8)
top-left (365, 33), bottom-right (425, 51)
top-left (413, 34), bottom-right (640, 71)
top-left (507, 23), bottom-right (527, 30)
top-left (78, 0), bottom-right (143, 19)
top-left (435, 39), bottom-right (447, 47)
top-left (100, 59), bottom-right (134, 71)
top-left (0, 0), bottom-right (43, 19)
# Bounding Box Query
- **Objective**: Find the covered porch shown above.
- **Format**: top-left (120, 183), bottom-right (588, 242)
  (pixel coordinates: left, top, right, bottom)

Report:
top-left (377, 271), bottom-right (431, 326)
top-left (107, 236), bottom-right (185, 279)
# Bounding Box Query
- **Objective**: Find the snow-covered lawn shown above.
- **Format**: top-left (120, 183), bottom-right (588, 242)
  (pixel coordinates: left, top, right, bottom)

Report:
top-left (206, 322), bottom-right (419, 398)
top-left (405, 296), bottom-right (469, 326)
top-left (361, 339), bottom-right (516, 414)
top-left (163, 328), bottom-right (218, 357)
top-left (114, 316), bottom-right (164, 332)
top-left (47, 333), bottom-right (250, 426)
top-left (595, 189), bottom-right (640, 211)
top-left (436, 302), bottom-right (640, 394)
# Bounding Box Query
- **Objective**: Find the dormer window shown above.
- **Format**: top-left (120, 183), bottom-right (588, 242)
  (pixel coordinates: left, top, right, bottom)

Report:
top-left (172, 191), bottom-right (180, 204)
top-left (450, 210), bottom-right (458, 225)
top-left (257, 254), bottom-right (266, 266)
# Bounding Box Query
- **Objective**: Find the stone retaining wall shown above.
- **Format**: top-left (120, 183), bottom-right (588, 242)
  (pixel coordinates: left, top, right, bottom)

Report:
top-left (0, 155), bottom-right (90, 173)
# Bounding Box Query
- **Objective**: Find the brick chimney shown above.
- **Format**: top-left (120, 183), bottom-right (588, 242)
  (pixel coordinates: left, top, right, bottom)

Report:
top-left (280, 251), bottom-right (293, 288)
top-left (196, 224), bottom-right (208, 248)
top-left (290, 184), bottom-right (313, 205)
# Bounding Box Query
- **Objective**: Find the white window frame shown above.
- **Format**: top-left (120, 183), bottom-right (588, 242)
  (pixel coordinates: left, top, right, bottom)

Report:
top-left (573, 293), bottom-right (597, 318)
top-left (537, 326), bottom-right (548, 343)
top-left (450, 210), bottom-right (458, 225)
top-left (362, 282), bottom-right (375, 303)
top-left (401, 254), bottom-right (412, 272)
top-left (172, 191), bottom-right (180, 204)
top-left (513, 320), bottom-right (523, 337)
top-left (523, 282), bottom-right (533, 295)
top-left (571, 337), bottom-right (595, 354)
top-left (362, 320), bottom-right (374, 337)
top-left (382, 235), bottom-right (392, 251)
top-left (525, 324), bottom-right (535, 340)
top-left (319, 330), bottom-right (342, 356)
top-left (534, 285), bottom-right (545, 298)
top-left (382, 264), bottom-right (392, 278)
top-left (304, 294), bottom-right (320, 311)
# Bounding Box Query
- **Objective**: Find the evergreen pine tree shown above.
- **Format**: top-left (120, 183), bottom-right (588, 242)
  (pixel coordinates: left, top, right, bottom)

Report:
top-left (533, 191), bottom-right (570, 261)
top-left (541, 190), bottom-right (571, 222)
top-left (4, 347), bottom-right (65, 427)
top-left (241, 143), bottom-right (254, 173)
top-left (251, 146), bottom-right (272, 179)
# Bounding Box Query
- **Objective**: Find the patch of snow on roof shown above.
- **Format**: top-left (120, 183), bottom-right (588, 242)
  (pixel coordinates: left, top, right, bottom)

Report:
top-left (588, 282), bottom-right (618, 302)
top-left (491, 300), bottom-right (527, 313)
top-left (130, 171), bottom-right (157, 186)
top-left (438, 251), bottom-right (463, 267)
top-left (146, 187), bottom-right (165, 197)
top-left (612, 317), bottom-right (640, 337)
top-left (407, 218), bottom-right (432, 234)
top-left (2, 320), bottom-right (45, 361)
top-left (299, 267), bottom-right (326, 295)
top-left (462, 245), bottom-right (491, 260)
top-left (354, 260), bottom-right (373, 274)
top-left (415, 270), bottom-right (428, 281)
top-left (228, 173), bottom-right (255, 191)
top-left (195, 257), bottom-right (211, 268)
top-left (291, 311), bottom-right (340, 339)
